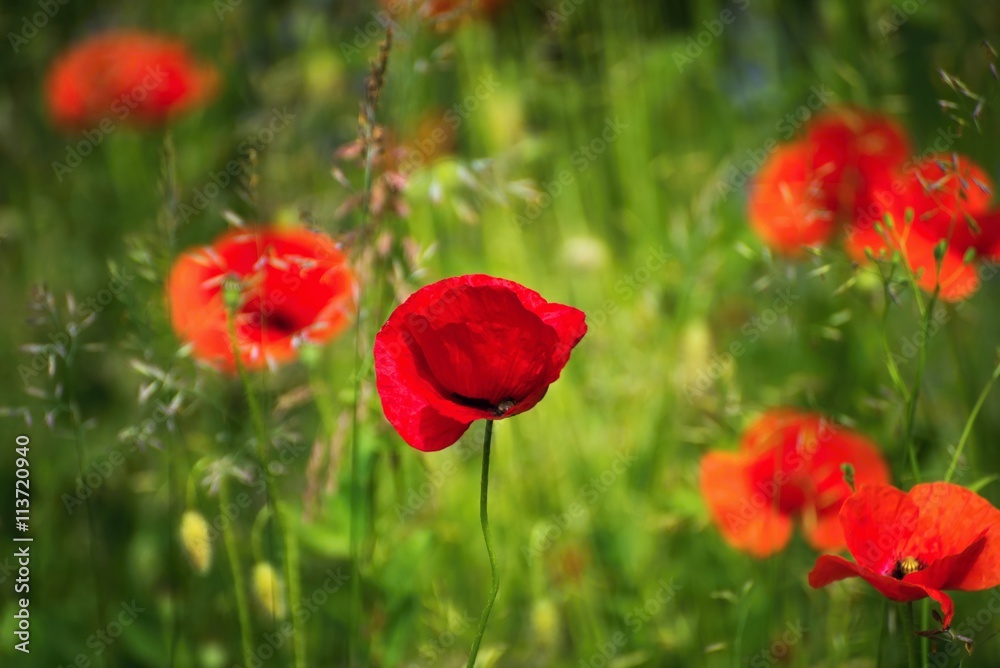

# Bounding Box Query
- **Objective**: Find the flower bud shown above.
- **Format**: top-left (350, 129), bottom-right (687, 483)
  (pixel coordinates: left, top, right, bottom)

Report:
top-left (180, 511), bottom-right (212, 575)
top-left (252, 562), bottom-right (287, 621)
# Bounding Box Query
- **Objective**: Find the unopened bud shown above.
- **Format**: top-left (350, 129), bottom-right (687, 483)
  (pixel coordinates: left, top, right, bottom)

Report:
top-left (252, 562), bottom-right (287, 621)
top-left (180, 511), bottom-right (213, 575)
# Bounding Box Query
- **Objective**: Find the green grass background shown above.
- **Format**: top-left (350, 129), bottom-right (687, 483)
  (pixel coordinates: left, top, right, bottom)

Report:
top-left (2, 0), bottom-right (1000, 666)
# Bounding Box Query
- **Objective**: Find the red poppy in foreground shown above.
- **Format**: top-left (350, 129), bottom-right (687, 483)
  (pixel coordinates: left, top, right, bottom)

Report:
top-left (374, 275), bottom-right (587, 451)
top-left (809, 483), bottom-right (1000, 629)
top-left (700, 409), bottom-right (890, 558)
top-left (167, 227), bottom-right (355, 373)
top-left (846, 154), bottom-right (999, 301)
top-left (748, 107), bottom-right (911, 256)
top-left (46, 30), bottom-right (217, 130)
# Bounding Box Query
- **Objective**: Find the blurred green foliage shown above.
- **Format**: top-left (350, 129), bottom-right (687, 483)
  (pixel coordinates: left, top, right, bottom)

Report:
top-left (2, 0), bottom-right (1000, 666)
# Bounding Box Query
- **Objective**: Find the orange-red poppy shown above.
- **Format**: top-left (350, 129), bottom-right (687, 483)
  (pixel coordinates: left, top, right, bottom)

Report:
top-left (46, 30), bottom-right (217, 130)
top-left (748, 107), bottom-right (911, 256)
top-left (167, 227), bottom-right (355, 373)
top-left (806, 107), bottom-right (912, 214)
top-left (747, 141), bottom-right (841, 255)
top-left (809, 482), bottom-right (1000, 629)
top-left (845, 154), bottom-right (998, 301)
top-left (700, 409), bottom-right (891, 558)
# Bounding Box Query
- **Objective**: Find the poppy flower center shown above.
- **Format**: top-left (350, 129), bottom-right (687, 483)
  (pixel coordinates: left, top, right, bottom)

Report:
top-left (450, 394), bottom-right (518, 417)
top-left (891, 556), bottom-right (922, 580)
top-left (243, 306), bottom-right (299, 336)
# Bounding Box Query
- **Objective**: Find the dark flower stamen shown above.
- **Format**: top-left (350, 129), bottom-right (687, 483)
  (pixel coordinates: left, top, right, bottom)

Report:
top-left (450, 395), bottom-right (518, 417)
top-left (891, 556), bottom-right (922, 580)
top-left (494, 399), bottom-right (516, 416)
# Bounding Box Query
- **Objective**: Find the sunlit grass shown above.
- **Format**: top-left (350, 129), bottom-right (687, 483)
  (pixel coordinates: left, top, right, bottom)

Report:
top-left (2, 0), bottom-right (1000, 666)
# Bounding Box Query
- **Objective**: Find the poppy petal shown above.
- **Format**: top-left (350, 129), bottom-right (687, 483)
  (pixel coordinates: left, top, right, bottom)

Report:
top-left (373, 309), bottom-right (484, 452)
top-left (700, 451), bottom-right (793, 558)
top-left (374, 274), bottom-right (585, 451)
top-left (801, 505), bottom-right (845, 553)
top-left (808, 554), bottom-right (868, 588)
top-left (747, 142), bottom-right (839, 256)
top-left (166, 227), bottom-right (355, 373)
top-left (809, 556), bottom-right (950, 622)
top-left (898, 231), bottom-right (980, 302)
top-left (838, 484), bottom-right (919, 573)
top-left (46, 31), bottom-right (217, 129)
top-left (904, 483), bottom-right (1000, 591)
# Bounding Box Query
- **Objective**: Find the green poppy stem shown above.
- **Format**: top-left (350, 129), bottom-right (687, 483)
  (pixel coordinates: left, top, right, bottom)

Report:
top-left (219, 479), bottom-right (255, 668)
top-left (467, 420), bottom-right (498, 668)
top-left (901, 601), bottom-right (918, 668)
top-left (875, 599), bottom-right (888, 668)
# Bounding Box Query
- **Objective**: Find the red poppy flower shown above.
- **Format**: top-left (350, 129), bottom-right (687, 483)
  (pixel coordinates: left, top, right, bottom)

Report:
top-left (167, 227), bottom-right (356, 373)
top-left (373, 275), bottom-right (587, 452)
top-left (747, 141), bottom-right (841, 255)
top-left (806, 107), bottom-right (912, 213)
top-left (809, 483), bottom-right (1000, 629)
top-left (845, 154), bottom-right (997, 301)
top-left (46, 30), bottom-right (217, 130)
top-left (748, 108), bottom-right (911, 256)
top-left (700, 409), bottom-right (890, 558)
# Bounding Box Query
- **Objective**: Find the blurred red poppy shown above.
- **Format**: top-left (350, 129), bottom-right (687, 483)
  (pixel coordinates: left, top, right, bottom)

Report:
top-left (845, 154), bottom-right (998, 301)
top-left (167, 227), bottom-right (355, 373)
top-left (748, 107), bottom-right (911, 256)
top-left (373, 274), bottom-right (587, 451)
top-left (747, 141), bottom-right (840, 255)
top-left (806, 107), bottom-right (912, 214)
top-left (809, 482), bottom-right (1000, 629)
top-left (700, 409), bottom-right (890, 558)
top-left (46, 30), bottom-right (218, 130)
